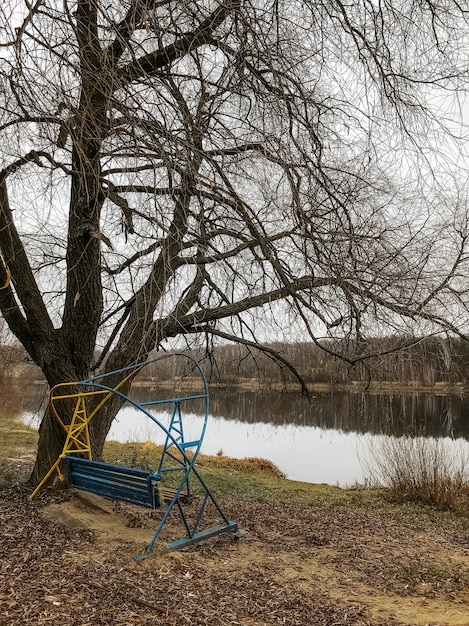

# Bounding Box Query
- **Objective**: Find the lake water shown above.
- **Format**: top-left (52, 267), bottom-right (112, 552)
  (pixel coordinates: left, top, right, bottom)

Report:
top-left (108, 405), bottom-right (372, 485)
top-left (15, 382), bottom-right (469, 487)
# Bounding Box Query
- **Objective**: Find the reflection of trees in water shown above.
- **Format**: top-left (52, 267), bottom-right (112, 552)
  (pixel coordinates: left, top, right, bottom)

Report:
top-left (208, 389), bottom-right (469, 440)
top-left (0, 379), bottom-right (46, 420)
top-left (9, 379), bottom-right (469, 442)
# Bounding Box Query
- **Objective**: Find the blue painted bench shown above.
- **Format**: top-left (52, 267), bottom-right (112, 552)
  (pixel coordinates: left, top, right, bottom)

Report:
top-left (64, 456), bottom-right (161, 509)
top-left (65, 453), bottom-right (239, 558)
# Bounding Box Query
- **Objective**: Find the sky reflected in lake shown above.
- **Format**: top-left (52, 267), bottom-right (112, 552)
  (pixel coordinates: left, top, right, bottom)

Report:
top-left (108, 405), bottom-right (377, 486)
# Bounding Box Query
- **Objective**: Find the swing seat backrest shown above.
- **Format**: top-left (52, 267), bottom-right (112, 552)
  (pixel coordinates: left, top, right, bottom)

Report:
top-left (64, 456), bottom-right (161, 509)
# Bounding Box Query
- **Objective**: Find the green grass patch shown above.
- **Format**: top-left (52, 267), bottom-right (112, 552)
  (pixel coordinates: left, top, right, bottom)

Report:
top-left (103, 438), bottom-right (384, 509)
top-left (0, 416), bottom-right (38, 461)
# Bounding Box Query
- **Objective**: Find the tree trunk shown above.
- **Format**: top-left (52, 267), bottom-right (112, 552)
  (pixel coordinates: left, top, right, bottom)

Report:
top-left (29, 358), bottom-right (80, 486)
top-left (30, 0), bottom-right (106, 485)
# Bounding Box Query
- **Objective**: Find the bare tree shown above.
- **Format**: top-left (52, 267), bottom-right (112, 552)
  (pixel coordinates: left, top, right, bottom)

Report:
top-left (0, 0), bottom-right (468, 484)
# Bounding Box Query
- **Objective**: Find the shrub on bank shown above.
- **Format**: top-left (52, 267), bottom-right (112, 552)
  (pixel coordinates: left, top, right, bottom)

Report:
top-left (365, 435), bottom-right (469, 509)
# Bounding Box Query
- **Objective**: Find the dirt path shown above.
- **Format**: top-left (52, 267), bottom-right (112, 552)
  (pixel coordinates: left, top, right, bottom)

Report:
top-left (2, 481), bottom-right (469, 626)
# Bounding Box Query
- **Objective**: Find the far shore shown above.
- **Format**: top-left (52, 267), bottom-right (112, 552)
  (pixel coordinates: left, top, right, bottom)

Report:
top-left (7, 365), bottom-right (469, 396)
top-left (133, 377), bottom-right (469, 396)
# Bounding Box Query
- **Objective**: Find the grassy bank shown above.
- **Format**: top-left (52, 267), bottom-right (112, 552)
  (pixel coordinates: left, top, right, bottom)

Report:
top-left (5, 417), bottom-right (469, 624)
top-left (0, 415), bottom-right (356, 509)
top-left (0, 415), bottom-right (38, 457)
top-left (0, 415), bottom-right (38, 485)
top-left (4, 414), bottom-right (469, 532)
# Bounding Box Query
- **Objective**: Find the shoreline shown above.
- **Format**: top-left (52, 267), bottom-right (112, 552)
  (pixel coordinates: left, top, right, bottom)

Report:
top-left (133, 377), bottom-right (469, 395)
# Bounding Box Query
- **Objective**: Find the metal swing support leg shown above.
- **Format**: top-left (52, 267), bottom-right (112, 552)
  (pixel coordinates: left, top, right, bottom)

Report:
top-left (165, 483), bottom-right (240, 552)
top-left (134, 466), bottom-right (240, 561)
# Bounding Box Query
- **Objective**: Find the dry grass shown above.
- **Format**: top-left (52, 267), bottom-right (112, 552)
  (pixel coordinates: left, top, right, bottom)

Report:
top-left (364, 435), bottom-right (469, 508)
top-left (103, 440), bottom-right (284, 478)
top-left (198, 454), bottom-right (286, 477)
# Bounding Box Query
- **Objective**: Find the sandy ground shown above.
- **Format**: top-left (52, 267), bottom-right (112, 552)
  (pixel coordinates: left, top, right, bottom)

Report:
top-left (2, 467), bottom-right (469, 625)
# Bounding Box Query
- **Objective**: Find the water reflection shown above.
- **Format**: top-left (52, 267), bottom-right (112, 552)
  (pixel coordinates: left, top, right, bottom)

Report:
top-left (10, 380), bottom-right (469, 486)
top-left (130, 386), bottom-right (469, 439)
top-left (108, 407), bottom-right (370, 486)
top-left (110, 386), bottom-right (469, 485)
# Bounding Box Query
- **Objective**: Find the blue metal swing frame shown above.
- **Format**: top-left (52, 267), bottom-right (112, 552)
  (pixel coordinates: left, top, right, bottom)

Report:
top-left (33, 353), bottom-right (240, 560)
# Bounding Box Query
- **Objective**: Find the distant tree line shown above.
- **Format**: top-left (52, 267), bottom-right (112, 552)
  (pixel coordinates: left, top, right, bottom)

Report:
top-left (141, 337), bottom-right (469, 388)
top-left (3, 336), bottom-right (469, 389)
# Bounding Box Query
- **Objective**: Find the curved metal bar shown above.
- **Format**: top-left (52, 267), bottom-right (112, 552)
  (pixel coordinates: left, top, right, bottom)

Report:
top-left (75, 352), bottom-right (209, 467)
top-left (49, 365), bottom-right (144, 432)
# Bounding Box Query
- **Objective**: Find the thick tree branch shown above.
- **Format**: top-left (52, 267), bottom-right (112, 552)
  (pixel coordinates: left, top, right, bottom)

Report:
top-left (0, 180), bottom-right (53, 345)
top-left (118, 0), bottom-right (239, 84)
